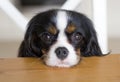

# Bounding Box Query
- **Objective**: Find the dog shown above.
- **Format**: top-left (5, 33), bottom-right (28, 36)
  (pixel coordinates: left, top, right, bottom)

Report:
top-left (18, 9), bottom-right (103, 67)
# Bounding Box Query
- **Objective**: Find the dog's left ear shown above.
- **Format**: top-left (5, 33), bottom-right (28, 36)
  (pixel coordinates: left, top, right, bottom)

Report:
top-left (80, 15), bottom-right (103, 57)
top-left (81, 35), bottom-right (103, 57)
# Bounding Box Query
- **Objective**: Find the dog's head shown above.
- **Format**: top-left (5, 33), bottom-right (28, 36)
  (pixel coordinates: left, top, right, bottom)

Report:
top-left (19, 9), bottom-right (102, 67)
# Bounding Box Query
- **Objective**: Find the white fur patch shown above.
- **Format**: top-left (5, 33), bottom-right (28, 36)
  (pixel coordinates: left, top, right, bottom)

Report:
top-left (45, 11), bottom-right (80, 67)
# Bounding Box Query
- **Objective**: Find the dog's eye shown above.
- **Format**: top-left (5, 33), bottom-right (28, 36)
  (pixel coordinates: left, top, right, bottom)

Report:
top-left (74, 33), bottom-right (82, 41)
top-left (40, 32), bottom-right (52, 41)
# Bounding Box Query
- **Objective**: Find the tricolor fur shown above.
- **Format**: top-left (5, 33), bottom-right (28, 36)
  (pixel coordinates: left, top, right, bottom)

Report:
top-left (18, 9), bottom-right (103, 67)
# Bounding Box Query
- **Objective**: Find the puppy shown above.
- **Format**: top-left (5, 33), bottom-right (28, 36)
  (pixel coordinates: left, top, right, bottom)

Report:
top-left (18, 9), bottom-right (103, 67)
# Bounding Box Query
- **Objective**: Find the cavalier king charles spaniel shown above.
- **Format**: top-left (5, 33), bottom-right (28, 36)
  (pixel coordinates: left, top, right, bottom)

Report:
top-left (18, 9), bottom-right (103, 67)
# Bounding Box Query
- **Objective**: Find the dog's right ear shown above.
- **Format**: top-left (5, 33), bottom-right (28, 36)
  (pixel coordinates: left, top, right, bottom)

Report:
top-left (18, 17), bottom-right (43, 57)
top-left (18, 34), bottom-right (36, 57)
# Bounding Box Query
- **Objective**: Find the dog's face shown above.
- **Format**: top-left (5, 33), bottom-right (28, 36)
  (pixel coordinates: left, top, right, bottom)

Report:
top-left (19, 9), bottom-right (102, 67)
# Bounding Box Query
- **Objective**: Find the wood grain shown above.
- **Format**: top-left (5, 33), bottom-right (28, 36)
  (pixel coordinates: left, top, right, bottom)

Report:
top-left (0, 54), bottom-right (120, 82)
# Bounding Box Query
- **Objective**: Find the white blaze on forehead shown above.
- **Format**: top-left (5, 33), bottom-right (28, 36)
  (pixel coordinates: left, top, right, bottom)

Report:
top-left (56, 11), bottom-right (68, 31)
top-left (56, 11), bottom-right (68, 42)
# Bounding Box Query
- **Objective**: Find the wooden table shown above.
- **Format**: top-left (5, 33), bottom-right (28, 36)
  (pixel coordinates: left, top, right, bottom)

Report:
top-left (0, 54), bottom-right (120, 82)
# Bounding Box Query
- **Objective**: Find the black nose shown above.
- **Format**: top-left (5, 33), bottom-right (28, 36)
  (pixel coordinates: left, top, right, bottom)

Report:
top-left (55, 47), bottom-right (69, 60)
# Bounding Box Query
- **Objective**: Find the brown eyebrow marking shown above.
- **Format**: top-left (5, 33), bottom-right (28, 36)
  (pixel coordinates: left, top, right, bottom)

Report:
top-left (48, 26), bottom-right (57, 35)
top-left (66, 24), bottom-right (76, 33)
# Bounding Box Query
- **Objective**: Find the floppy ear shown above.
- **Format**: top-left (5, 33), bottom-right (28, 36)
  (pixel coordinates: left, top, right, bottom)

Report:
top-left (81, 35), bottom-right (103, 57)
top-left (80, 15), bottom-right (103, 57)
top-left (18, 19), bottom-right (43, 57)
top-left (18, 31), bottom-right (43, 57)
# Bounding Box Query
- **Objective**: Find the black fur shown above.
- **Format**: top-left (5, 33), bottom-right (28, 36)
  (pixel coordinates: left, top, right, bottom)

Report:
top-left (18, 9), bottom-right (103, 57)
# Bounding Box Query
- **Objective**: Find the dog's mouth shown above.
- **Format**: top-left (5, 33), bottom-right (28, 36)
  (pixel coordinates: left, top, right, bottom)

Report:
top-left (41, 46), bottom-right (81, 68)
top-left (43, 53), bottom-right (80, 68)
top-left (44, 59), bottom-right (78, 68)
top-left (52, 61), bottom-right (70, 68)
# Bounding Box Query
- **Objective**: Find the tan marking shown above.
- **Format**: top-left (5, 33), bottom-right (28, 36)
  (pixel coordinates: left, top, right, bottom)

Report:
top-left (76, 48), bottom-right (81, 56)
top-left (48, 26), bottom-right (57, 35)
top-left (41, 49), bottom-right (47, 55)
top-left (66, 24), bottom-right (76, 33)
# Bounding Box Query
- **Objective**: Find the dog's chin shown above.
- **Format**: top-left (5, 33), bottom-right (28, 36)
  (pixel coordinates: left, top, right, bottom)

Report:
top-left (44, 57), bottom-right (80, 68)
